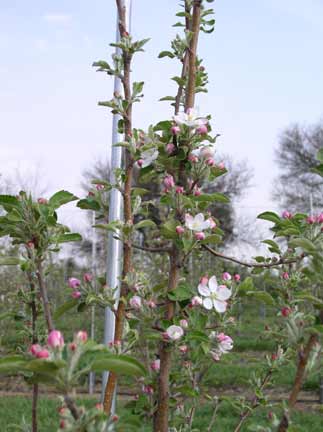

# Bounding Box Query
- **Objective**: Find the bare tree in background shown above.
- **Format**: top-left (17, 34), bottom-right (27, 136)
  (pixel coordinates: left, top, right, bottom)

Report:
top-left (273, 122), bottom-right (323, 212)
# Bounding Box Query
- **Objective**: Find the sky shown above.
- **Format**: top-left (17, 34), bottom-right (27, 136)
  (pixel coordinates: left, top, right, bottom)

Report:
top-left (1, 0), bottom-right (323, 240)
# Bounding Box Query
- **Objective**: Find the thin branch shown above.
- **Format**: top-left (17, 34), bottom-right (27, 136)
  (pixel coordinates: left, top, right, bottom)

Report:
top-left (203, 245), bottom-right (304, 269)
top-left (132, 243), bottom-right (171, 253)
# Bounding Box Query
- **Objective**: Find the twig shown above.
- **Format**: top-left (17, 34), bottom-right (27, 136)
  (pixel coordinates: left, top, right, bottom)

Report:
top-left (277, 334), bottom-right (318, 432)
top-left (203, 245), bottom-right (304, 269)
top-left (132, 243), bottom-right (171, 253)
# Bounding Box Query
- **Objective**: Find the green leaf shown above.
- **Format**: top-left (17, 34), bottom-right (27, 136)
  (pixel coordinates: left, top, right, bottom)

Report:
top-left (0, 195), bottom-right (20, 210)
top-left (262, 239), bottom-right (281, 254)
top-left (193, 193), bottom-right (229, 203)
top-left (201, 234), bottom-right (222, 245)
top-left (168, 283), bottom-right (192, 301)
top-left (49, 190), bottom-right (78, 209)
top-left (317, 148), bottom-right (323, 163)
top-left (161, 220), bottom-right (178, 239)
top-left (159, 96), bottom-right (176, 102)
top-left (237, 277), bottom-right (254, 295)
top-left (289, 238), bottom-right (317, 254)
top-left (54, 299), bottom-right (79, 320)
top-left (0, 257), bottom-right (20, 266)
top-left (257, 211), bottom-right (281, 224)
top-left (77, 198), bottom-right (101, 211)
top-left (0, 355), bottom-right (28, 374)
top-left (91, 354), bottom-right (146, 377)
top-left (246, 291), bottom-right (275, 306)
top-left (135, 220), bottom-right (156, 230)
top-left (55, 233), bottom-right (82, 243)
top-left (26, 359), bottom-right (66, 373)
top-left (158, 51), bottom-right (175, 59)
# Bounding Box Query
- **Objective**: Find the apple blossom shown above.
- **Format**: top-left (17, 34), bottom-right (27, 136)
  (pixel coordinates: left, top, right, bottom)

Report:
top-left (208, 217), bottom-right (216, 229)
top-left (112, 415), bottom-right (119, 422)
top-left (173, 108), bottom-right (207, 129)
top-left (179, 345), bottom-right (188, 354)
top-left (188, 154), bottom-right (199, 163)
top-left (83, 273), bottom-right (92, 282)
top-left (76, 330), bottom-right (88, 343)
top-left (199, 146), bottom-right (214, 159)
top-left (166, 325), bottom-right (184, 341)
top-left (196, 124), bottom-right (208, 135)
top-left (150, 359), bottom-right (160, 371)
top-left (217, 333), bottom-right (233, 354)
top-left (200, 275), bottom-right (209, 286)
top-left (234, 274), bottom-right (241, 282)
top-left (176, 225), bottom-right (185, 235)
top-left (206, 157), bottom-right (215, 166)
top-left (166, 143), bottom-right (175, 154)
top-left (146, 299), bottom-right (157, 308)
top-left (317, 213), bottom-right (323, 223)
top-left (163, 175), bottom-right (175, 189)
top-left (140, 148), bottom-right (158, 168)
top-left (282, 272), bottom-right (289, 280)
top-left (210, 350), bottom-right (221, 362)
top-left (218, 162), bottom-right (225, 170)
top-left (72, 291), bottom-right (81, 299)
top-left (185, 213), bottom-right (211, 231)
top-left (195, 232), bottom-right (205, 240)
top-left (143, 385), bottom-right (154, 395)
top-left (36, 349), bottom-right (50, 359)
top-left (306, 216), bottom-right (315, 224)
top-left (180, 319), bottom-right (188, 328)
top-left (171, 125), bottom-right (180, 135)
top-left (191, 295), bottom-right (203, 306)
top-left (198, 276), bottom-right (232, 312)
top-left (48, 330), bottom-right (64, 348)
top-left (137, 159), bottom-right (144, 167)
top-left (68, 277), bottom-right (80, 289)
top-left (282, 210), bottom-right (292, 219)
top-left (30, 344), bottom-right (41, 356)
top-left (37, 197), bottom-right (48, 204)
top-left (281, 307), bottom-right (292, 317)
top-left (175, 186), bottom-right (184, 194)
top-left (193, 187), bottom-right (201, 196)
top-left (222, 272), bottom-right (231, 281)
top-left (96, 184), bottom-right (105, 191)
top-left (129, 295), bottom-right (142, 309)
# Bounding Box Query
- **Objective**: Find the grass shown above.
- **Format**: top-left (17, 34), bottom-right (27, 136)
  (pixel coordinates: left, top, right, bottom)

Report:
top-left (1, 396), bottom-right (323, 431)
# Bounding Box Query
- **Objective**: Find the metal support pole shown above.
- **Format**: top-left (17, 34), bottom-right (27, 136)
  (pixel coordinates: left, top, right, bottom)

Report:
top-left (101, 0), bottom-right (132, 412)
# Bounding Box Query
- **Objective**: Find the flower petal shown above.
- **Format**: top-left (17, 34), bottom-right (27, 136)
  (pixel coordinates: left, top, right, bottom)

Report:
top-left (213, 299), bottom-right (227, 313)
top-left (198, 283), bottom-right (211, 297)
top-left (203, 297), bottom-right (213, 310)
top-left (208, 276), bottom-right (218, 293)
top-left (216, 285), bottom-right (232, 301)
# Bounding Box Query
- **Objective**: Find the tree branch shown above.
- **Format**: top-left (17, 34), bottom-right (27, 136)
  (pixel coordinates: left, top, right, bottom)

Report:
top-left (203, 245), bottom-right (303, 269)
top-left (132, 243), bottom-right (171, 253)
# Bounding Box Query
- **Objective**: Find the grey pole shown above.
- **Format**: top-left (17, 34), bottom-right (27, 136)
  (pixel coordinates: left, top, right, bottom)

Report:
top-left (101, 0), bottom-right (132, 412)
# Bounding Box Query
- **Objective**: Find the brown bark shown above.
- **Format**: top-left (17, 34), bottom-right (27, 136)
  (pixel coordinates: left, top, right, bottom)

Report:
top-left (185, 0), bottom-right (202, 110)
top-left (154, 248), bottom-right (180, 432)
top-left (277, 334), bottom-right (318, 432)
top-left (103, 0), bottom-right (134, 414)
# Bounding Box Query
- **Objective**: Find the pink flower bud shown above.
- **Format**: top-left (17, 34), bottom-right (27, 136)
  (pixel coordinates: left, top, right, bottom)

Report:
top-left (69, 343), bottom-right (77, 351)
top-left (96, 184), bottom-right (105, 191)
top-left (196, 124), bottom-right (208, 135)
top-left (147, 299), bottom-right (156, 308)
top-left (83, 273), bottom-right (92, 283)
top-left (175, 186), bottom-right (184, 194)
top-left (36, 349), bottom-right (49, 359)
top-left (95, 403), bottom-right (104, 411)
top-left (143, 385), bottom-right (154, 395)
top-left (129, 295), bottom-right (142, 309)
top-left (30, 344), bottom-right (41, 356)
top-left (282, 210), bottom-right (292, 219)
top-left (27, 241), bottom-right (35, 249)
top-left (37, 197), bottom-right (48, 204)
top-left (179, 345), bottom-right (188, 354)
top-left (180, 319), bottom-right (188, 328)
top-left (195, 232), bottom-right (205, 240)
top-left (176, 225), bottom-right (185, 235)
top-left (150, 359), bottom-right (160, 371)
top-left (76, 330), bottom-right (88, 343)
top-left (317, 213), bottom-right (323, 223)
top-left (59, 420), bottom-right (66, 429)
top-left (211, 351), bottom-right (221, 362)
top-left (222, 272), bottom-right (231, 281)
top-left (137, 159), bottom-right (144, 167)
top-left (88, 191), bottom-right (95, 197)
top-left (188, 154), bottom-right (199, 163)
top-left (171, 125), bottom-right (181, 135)
top-left (306, 216), bottom-right (315, 224)
top-left (218, 162), bottom-right (225, 170)
top-left (206, 157), bottom-right (215, 166)
top-left (271, 353), bottom-right (278, 361)
top-left (281, 307), bottom-right (292, 317)
top-left (71, 291), bottom-right (81, 299)
top-left (200, 146), bottom-right (213, 159)
top-left (112, 415), bottom-right (119, 422)
top-left (163, 175), bottom-right (175, 189)
top-left (282, 272), bottom-right (289, 280)
top-left (68, 278), bottom-right (80, 289)
top-left (191, 296), bottom-right (203, 306)
top-left (47, 330), bottom-right (64, 349)
top-left (166, 143), bottom-right (175, 154)
top-left (194, 187), bottom-right (201, 196)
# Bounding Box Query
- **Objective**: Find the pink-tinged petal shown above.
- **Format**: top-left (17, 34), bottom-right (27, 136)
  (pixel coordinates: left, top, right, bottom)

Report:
top-left (216, 285), bottom-right (232, 301)
top-left (208, 276), bottom-right (218, 293)
top-left (203, 297), bottom-right (213, 310)
top-left (198, 283), bottom-right (211, 297)
top-left (195, 213), bottom-right (205, 225)
top-left (185, 214), bottom-right (194, 228)
top-left (213, 299), bottom-right (227, 313)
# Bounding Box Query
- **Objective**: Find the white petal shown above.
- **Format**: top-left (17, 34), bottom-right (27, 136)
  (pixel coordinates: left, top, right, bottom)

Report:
top-left (198, 283), bottom-right (211, 297)
top-left (203, 297), bottom-right (213, 310)
top-left (208, 276), bottom-right (218, 293)
top-left (185, 214), bottom-right (194, 229)
top-left (201, 220), bottom-right (211, 230)
top-left (195, 213), bottom-right (205, 224)
top-left (216, 285), bottom-right (232, 301)
top-left (213, 299), bottom-right (227, 313)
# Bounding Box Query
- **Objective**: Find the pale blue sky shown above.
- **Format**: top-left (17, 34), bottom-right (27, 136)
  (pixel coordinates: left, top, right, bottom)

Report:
top-left (1, 0), bottom-right (323, 232)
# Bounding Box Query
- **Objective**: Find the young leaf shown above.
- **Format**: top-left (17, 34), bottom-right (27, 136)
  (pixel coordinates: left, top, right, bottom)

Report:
top-left (49, 191), bottom-right (78, 209)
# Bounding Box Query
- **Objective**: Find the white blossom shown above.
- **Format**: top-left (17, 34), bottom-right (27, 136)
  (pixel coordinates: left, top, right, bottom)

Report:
top-left (185, 213), bottom-right (211, 232)
top-left (197, 276), bottom-right (231, 313)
